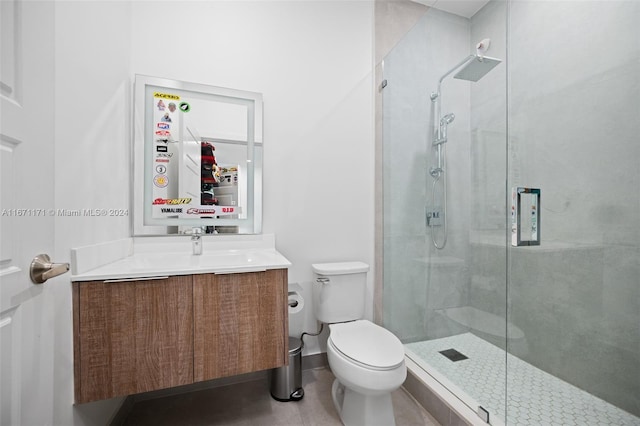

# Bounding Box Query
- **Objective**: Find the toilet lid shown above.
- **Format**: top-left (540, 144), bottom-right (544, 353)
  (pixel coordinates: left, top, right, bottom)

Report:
top-left (329, 320), bottom-right (405, 369)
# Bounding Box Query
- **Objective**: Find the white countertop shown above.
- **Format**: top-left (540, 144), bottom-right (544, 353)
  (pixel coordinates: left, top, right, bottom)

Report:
top-left (70, 234), bottom-right (291, 282)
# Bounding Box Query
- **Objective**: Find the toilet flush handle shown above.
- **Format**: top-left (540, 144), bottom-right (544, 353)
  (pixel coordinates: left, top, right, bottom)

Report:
top-left (315, 277), bottom-right (330, 284)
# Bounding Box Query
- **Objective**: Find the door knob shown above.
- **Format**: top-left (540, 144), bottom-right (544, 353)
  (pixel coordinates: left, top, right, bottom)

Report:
top-left (30, 254), bottom-right (70, 284)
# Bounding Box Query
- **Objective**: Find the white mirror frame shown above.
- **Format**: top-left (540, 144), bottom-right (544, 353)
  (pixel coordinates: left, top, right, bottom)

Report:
top-left (132, 75), bottom-right (263, 236)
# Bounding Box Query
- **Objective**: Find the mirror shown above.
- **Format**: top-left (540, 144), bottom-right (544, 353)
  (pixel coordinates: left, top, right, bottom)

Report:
top-left (133, 75), bottom-right (262, 235)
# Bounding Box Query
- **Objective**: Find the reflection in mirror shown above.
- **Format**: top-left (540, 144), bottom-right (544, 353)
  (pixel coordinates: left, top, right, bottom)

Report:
top-left (133, 75), bottom-right (263, 236)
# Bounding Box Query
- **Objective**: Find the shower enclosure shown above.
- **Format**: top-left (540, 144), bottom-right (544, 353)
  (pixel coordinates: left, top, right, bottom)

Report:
top-left (380, 1), bottom-right (639, 425)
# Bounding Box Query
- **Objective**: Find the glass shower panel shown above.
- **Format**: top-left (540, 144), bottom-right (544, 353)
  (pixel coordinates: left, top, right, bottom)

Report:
top-left (382, 4), bottom-right (508, 422)
top-left (507, 1), bottom-right (640, 424)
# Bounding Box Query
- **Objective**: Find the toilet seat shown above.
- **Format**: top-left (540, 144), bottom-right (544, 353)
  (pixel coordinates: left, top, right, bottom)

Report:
top-left (329, 320), bottom-right (405, 371)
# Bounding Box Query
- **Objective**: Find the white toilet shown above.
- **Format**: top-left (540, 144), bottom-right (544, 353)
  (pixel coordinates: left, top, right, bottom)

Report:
top-left (312, 262), bottom-right (406, 426)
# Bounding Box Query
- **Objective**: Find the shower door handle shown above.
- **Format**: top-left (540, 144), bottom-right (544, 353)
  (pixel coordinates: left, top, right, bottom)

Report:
top-left (511, 187), bottom-right (541, 247)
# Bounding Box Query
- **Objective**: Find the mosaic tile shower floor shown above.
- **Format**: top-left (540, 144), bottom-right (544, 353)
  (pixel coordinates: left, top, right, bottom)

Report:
top-left (406, 333), bottom-right (639, 426)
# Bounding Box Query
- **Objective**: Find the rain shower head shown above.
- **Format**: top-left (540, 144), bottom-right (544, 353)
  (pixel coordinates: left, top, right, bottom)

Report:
top-left (453, 55), bottom-right (501, 82)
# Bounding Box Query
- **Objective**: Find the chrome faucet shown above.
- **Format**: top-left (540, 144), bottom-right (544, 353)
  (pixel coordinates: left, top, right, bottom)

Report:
top-left (191, 227), bottom-right (203, 255)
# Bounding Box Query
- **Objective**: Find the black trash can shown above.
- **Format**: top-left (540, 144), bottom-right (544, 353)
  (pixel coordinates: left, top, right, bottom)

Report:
top-left (270, 336), bottom-right (304, 401)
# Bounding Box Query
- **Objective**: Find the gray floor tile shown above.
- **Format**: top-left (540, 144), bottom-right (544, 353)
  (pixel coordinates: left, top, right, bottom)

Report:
top-left (297, 368), bottom-right (342, 426)
top-left (121, 367), bottom-right (440, 426)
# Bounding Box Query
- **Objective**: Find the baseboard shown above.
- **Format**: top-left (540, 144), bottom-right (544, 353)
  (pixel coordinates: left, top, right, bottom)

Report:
top-left (302, 351), bottom-right (328, 370)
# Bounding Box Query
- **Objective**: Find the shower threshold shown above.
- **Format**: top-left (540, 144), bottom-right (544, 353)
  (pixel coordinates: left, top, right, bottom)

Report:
top-left (405, 333), bottom-right (639, 426)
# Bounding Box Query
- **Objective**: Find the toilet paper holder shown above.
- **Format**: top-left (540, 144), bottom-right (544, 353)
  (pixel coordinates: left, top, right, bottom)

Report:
top-left (288, 289), bottom-right (300, 308)
top-left (287, 286), bottom-right (304, 315)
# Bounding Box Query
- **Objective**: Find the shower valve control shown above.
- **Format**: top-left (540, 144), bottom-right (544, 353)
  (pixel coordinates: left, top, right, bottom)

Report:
top-left (426, 208), bottom-right (443, 227)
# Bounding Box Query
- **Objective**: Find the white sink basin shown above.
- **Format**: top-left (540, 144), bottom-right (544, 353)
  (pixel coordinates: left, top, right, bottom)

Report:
top-left (121, 250), bottom-right (284, 272)
top-left (70, 235), bottom-right (291, 282)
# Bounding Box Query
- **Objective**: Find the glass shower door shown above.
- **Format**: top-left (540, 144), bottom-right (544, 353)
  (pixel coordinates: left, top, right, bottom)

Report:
top-left (381, 3), bottom-right (509, 423)
top-left (506, 1), bottom-right (640, 424)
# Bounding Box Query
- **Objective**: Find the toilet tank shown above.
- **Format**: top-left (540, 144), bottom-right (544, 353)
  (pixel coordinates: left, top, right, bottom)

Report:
top-left (312, 261), bottom-right (369, 323)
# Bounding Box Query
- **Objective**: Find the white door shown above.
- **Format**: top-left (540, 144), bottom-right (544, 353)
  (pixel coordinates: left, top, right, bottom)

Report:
top-left (1, 1), bottom-right (59, 425)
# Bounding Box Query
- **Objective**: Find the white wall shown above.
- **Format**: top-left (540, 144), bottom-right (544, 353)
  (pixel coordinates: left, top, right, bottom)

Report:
top-left (51, 1), bottom-right (374, 424)
top-left (130, 1), bottom-right (375, 354)
top-left (53, 1), bottom-right (133, 424)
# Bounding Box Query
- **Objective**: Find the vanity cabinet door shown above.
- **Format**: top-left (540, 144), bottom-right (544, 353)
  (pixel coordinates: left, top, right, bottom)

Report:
top-left (73, 276), bottom-right (193, 404)
top-left (193, 269), bottom-right (288, 382)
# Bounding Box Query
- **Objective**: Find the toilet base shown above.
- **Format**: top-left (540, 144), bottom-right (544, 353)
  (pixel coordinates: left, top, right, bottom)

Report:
top-left (331, 379), bottom-right (396, 426)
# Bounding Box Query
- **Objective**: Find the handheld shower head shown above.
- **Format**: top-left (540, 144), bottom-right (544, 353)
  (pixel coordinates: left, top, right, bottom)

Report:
top-left (441, 113), bottom-right (455, 125)
top-left (434, 112), bottom-right (456, 146)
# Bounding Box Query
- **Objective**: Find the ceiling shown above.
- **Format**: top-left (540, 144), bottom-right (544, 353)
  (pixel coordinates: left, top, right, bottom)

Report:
top-left (411, 0), bottom-right (491, 19)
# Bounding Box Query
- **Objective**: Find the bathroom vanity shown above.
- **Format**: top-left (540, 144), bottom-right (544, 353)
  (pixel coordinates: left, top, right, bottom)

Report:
top-left (68, 77), bottom-right (291, 404)
top-left (71, 235), bottom-right (290, 404)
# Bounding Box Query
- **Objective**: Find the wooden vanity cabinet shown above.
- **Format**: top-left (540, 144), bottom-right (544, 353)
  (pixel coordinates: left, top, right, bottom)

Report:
top-left (72, 269), bottom-right (288, 404)
top-left (72, 276), bottom-right (194, 404)
top-left (194, 269), bottom-right (288, 381)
